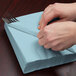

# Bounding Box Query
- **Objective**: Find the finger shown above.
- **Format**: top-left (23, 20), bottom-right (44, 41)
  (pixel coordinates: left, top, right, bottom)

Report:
top-left (44, 39), bottom-right (59, 49)
top-left (39, 5), bottom-right (53, 29)
top-left (38, 14), bottom-right (44, 30)
top-left (44, 43), bottom-right (52, 49)
top-left (51, 42), bottom-right (72, 51)
top-left (38, 36), bottom-right (48, 46)
top-left (52, 44), bottom-right (63, 51)
top-left (39, 4), bottom-right (53, 25)
top-left (39, 14), bottom-right (43, 25)
top-left (44, 4), bottom-right (53, 16)
top-left (42, 11), bottom-right (59, 30)
top-left (51, 40), bottom-right (66, 51)
top-left (37, 29), bottom-right (44, 39)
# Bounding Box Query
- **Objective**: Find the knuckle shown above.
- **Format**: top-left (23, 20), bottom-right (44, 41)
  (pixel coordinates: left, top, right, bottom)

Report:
top-left (46, 36), bottom-right (54, 43)
top-left (44, 45), bottom-right (49, 49)
top-left (53, 3), bottom-right (59, 6)
top-left (51, 42), bottom-right (57, 47)
top-left (48, 4), bottom-right (52, 7)
top-left (52, 3), bottom-right (60, 15)
top-left (46, 37), bottom-right (50, 42)
top-left (52, 41), bottom-right (59, 47)
top-left (52, 47), bottom-right (61, 51)
top-left (43, 27), bottom-right (49, 34)
top-left (44, 45), bottom-right (47, 48)
top-left (44, 8), bottom-right (47, 13)
top-left (44, 4), bottom-right (51, 12)
top-left (44, 4), bottom-right (52, 17)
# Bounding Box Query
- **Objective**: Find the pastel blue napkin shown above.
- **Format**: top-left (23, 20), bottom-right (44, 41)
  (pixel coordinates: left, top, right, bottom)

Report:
top-left (4, 11), bottom-right (76, 74)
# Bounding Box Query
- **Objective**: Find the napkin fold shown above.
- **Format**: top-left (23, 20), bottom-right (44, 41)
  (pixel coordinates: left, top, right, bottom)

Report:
top-left (4, 11), bottom-right (76, 74)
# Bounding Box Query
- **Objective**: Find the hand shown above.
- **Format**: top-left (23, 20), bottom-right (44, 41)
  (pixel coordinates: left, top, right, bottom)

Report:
top-left (38, 2), bottom-right (76, 29)
top-left (37, 21), bottom-right (76, 51)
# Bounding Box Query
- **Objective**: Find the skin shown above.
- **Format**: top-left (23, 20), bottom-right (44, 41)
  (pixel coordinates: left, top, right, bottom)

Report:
top-left (37, 3), bottom-right (76, 51)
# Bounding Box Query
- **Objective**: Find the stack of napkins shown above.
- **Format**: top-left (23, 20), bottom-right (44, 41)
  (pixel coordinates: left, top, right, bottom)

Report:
top-left (4, 11), bottom-right (76, 74)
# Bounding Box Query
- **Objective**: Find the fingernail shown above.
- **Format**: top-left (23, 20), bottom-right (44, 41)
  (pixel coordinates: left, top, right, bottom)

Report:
top-left (38, 26), bottom-right (40, 29)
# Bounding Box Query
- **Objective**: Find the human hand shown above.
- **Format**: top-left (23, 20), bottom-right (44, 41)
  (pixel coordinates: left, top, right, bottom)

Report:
top-left (38, 2), bottom-right (76, 29)
top-left (37, 21), bottom-right (76, 51)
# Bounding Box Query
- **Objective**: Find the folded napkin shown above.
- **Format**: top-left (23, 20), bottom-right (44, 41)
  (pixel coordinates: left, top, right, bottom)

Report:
top-left (4, 11), bottom-right (76, 74)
